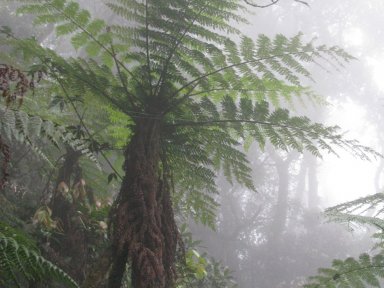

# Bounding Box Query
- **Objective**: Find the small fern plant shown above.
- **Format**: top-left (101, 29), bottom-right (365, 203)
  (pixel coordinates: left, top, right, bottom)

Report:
top-left (305, 193), bottom-right (384, 287)
top-left (0, 231), bottom-right (79, 288)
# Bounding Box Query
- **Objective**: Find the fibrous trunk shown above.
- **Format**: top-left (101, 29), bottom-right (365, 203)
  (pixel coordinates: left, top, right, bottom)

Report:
top-left (109, 118), bottom-right (178, 288)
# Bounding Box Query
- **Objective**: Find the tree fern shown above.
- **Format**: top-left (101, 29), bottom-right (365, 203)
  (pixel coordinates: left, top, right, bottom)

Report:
top-left (1, 0), bottom-right (378, 287)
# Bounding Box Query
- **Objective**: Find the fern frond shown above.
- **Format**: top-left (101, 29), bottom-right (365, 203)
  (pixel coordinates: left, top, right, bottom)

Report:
top-left (326, 193), bottom-right (384, 218)
top-left (10, 0), bottom-right (351, 110)
top-left (0, 105), bottom-right (99, 165)
top-left (0, 231), bottom-right (79, 288)
top-left (305, 253), bottom-right (384, 288)
top-left (171, 97), bottom-right (379, 160)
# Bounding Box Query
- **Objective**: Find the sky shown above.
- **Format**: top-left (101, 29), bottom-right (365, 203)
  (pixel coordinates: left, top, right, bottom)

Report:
top-left (319, 100), bottom-right (380, 205)
top-left (317, 3), bottom-right (384, 206)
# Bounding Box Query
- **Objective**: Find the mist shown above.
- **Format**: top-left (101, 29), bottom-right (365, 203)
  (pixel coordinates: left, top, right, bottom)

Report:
top-left (187, 1), bottom-right (384, 287)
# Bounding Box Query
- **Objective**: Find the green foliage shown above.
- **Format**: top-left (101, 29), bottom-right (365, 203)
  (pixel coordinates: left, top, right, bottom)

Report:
top-left (305, 253), bottom-right (384, 288)
top-left (0, 105), bottom-right (98, 164)
top-left (181, 250), bottom-right (237, 288)
top-left (0, 228), bottom-right (79, 287)
top-left (4, 0), bottom-right (354, 110)
top-left (177, 224), bottom-right (238, 288)
top-left (0, 222), bottom-right (38, 252)
top-left (102, 105), bottom-right (133, 149)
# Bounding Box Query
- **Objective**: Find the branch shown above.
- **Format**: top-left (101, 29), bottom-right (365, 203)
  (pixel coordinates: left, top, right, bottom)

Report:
top-left (244, 0), bottom-right (309, 8)
top-left (294, 0), bottom-right (310, 7)
top-left (144, 0), bottom-right (153, 97)
top-left (46, 1), bottom-right (143, 98)
top-left (168, 118), bottom-right (298, 130)
top-left (110, 40), bottom-right (139, 109)
top-left (53, 73), bottom-right (123, 181)
top-left (154, 3), bottom-right (207, 97)
top-left (244, 0), bottom-right (279, 8)
top-left (186, 87), bottom-right (294, 98)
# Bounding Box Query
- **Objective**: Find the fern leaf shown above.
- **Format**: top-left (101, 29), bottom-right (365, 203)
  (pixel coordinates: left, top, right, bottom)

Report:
top-left (0, 231), bottom-right (79, 288)
top-left (305, 253), bottom-right (384, 288)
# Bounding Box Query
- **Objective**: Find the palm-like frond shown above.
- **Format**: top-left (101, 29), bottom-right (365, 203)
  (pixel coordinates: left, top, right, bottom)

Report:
top-left (6, 0), bottom-right (353, 107)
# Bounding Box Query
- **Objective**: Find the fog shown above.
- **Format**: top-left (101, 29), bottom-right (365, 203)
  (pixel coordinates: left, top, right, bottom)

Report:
top-left (189, 1), bottom-right (384, 287)
top-left (2, 0), bottom-right (384, 287)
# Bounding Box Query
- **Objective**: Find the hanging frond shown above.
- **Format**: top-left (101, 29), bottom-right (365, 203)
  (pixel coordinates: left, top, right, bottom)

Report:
top-left (324, 193), bottom-right (384, 238)
top-left (326, 193), bottom-right (384, 219)
top-left (171, 96), bottom-right (380, 160)
top-left (0, 105), bottom-right (98, 164)
top-left (164, 96), bottom-right (381, 225)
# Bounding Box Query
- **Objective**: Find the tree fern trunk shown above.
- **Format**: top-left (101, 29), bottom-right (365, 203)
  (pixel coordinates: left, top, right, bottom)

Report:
top-left (109, 118), bottom-right (177, 288)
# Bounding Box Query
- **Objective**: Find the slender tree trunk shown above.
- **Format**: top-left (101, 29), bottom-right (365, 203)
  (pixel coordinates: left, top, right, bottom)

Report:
top-left (374, 146), bottom-right (384, 192)
top-left (0, 135), bottom-right (10, 192)
top-left (108, 118), bottom-right (177, 288)
top-left (49, 147), bottom-right (89, 282)
top-left (307, 155), bottom-right (319, 209)
top-left (268, 158), bottom-right (290, 246)
top-left (295, 156), bottom-right (307, 203)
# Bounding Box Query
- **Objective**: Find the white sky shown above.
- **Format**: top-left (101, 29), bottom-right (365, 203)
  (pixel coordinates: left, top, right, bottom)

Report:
top-left (318, 100), bottom-right (380, 206)
top-left (318, 25), bottom-right (384, 206)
